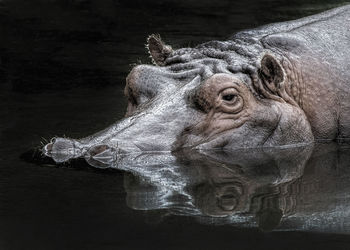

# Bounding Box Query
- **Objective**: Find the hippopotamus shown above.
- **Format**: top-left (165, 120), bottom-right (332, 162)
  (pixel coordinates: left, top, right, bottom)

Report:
top-left (43, 5), bottom-right (350, 163)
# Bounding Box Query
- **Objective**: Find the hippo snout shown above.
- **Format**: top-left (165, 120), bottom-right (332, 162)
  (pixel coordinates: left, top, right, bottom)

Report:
top-left (43, 138), bottom-right (118, 166)
top-left (43, 138), bottom-right (82, 162)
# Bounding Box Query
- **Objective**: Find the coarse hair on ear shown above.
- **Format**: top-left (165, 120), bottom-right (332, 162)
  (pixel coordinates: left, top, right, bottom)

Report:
top-left (146, 34), bottom-right (173, 66)
top-left (254, 53), bottom-right (296, 105)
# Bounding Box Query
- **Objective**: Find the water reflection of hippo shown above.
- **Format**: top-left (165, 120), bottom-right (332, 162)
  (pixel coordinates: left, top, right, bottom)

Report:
top-left (122, 144), bottom-right (350, 233)
top-left (43, 5), bottom-right (350, 163)
top-left (120, 145), bottom-right (311, 230)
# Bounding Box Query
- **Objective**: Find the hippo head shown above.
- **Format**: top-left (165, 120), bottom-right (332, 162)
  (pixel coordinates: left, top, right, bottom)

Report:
top-left (43, 35), bottom-right (313, 163)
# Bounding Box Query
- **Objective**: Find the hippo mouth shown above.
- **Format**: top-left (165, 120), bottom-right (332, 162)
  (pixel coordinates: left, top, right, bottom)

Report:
top-left (43, 138), bottom-right (118, 166)
top-left (42, 135), bottom-right (217, 167)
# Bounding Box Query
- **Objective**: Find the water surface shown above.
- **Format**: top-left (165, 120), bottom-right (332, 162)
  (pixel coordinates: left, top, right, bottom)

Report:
top-left (1, 0), bottom-right (350, 249)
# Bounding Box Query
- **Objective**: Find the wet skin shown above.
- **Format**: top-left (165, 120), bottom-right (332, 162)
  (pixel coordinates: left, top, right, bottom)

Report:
top-left (43, 5), bottom-right (350, 164)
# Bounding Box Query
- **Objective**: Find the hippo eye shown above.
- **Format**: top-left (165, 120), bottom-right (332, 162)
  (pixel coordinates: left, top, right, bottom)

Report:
top-left (220, 88), bottom-right (238, 103)
top-left (222, 94), bottom-right (236, 102)
top-left (219, 88), bottom-right (244, 113)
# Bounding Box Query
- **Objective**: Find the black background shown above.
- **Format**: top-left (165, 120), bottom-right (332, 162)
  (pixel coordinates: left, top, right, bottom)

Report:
top-left (1, 1), bottom-right (350, 249)
top-left (2, 0), bottom-right (346, 92)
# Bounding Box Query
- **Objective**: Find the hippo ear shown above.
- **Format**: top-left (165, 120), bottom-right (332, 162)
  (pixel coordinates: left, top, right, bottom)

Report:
top-left (147, 34), bottom-right (173, 66)
top-left (259, 54), bottom-right (285, 92)
top-left (257, 54), bottom-right (298, 105)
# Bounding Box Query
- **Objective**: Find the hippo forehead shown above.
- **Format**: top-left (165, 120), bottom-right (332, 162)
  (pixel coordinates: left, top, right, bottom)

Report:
top-left (127, 58), bottom-right (253, 100)
top-left (126, 39), bottom-right (264, 107)
top-left (165, 39), bottom-right (262, 73)
top-left (130, 46), bottom-right (258, 89)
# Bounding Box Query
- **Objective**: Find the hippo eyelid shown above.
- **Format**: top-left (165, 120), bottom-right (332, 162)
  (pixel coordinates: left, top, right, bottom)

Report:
top-left (219, 86), bottom-right (240, 96)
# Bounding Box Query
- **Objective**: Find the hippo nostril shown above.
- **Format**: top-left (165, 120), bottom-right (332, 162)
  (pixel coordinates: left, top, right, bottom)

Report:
top-left (89, 145), bottom-right (110, 156)
top-left (43, 143), bottom-right (54, 155)
top-left (42, 137), bottom-right (57, 156)
top-left (86, 144), bottom-right (117, 167)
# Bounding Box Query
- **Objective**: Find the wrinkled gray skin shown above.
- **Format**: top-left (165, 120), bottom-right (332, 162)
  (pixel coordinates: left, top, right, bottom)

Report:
top-left (43, 5), bottom-right (350, 163)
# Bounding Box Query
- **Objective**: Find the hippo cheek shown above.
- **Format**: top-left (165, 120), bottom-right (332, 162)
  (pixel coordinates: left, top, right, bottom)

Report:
top-left (257, 102), bottom-right (314, 147)
top-left (200, 100), bottom-right (314, 150)
top-left (180, 103), bottom-right (281, 150)
top-left (176, 110), bottom-right (257, 150)
top-left (191, 124), bottom-right (266, 150)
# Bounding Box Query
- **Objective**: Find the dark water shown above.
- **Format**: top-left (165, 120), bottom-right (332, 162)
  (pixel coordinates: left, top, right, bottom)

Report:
top-left (2, 0), bottom-right (350, 249)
